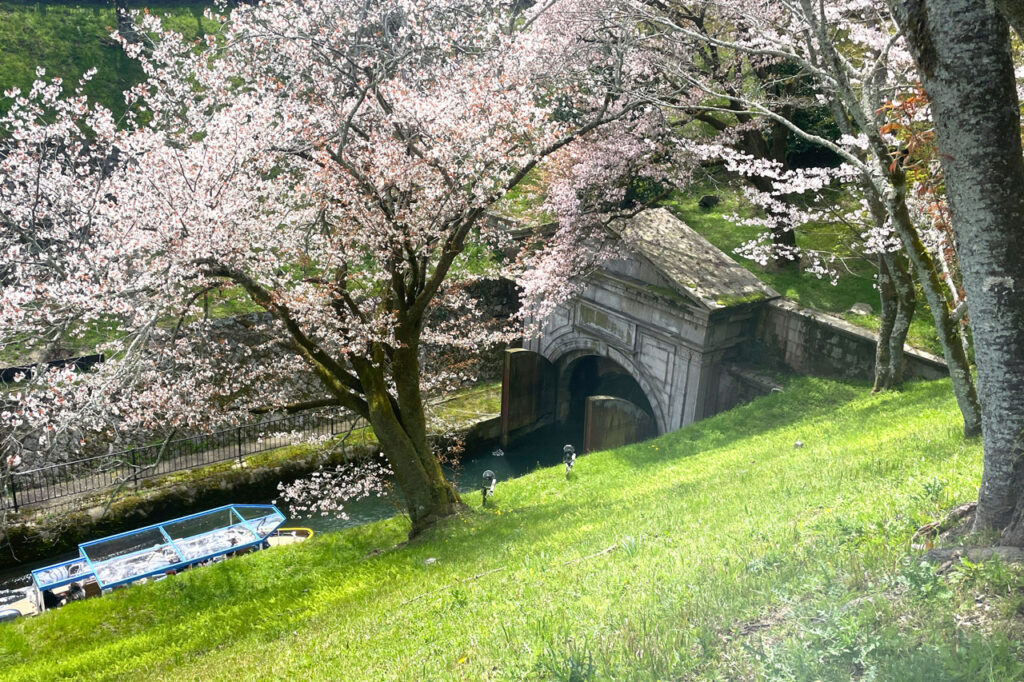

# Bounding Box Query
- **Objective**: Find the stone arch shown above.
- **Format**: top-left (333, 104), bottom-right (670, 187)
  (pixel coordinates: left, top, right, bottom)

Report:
top-left (538, 332), bottom-right (668, 435)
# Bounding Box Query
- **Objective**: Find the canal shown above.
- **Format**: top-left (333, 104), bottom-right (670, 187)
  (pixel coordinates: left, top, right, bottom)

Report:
top-left (0, 424), bottom-right (579, 596)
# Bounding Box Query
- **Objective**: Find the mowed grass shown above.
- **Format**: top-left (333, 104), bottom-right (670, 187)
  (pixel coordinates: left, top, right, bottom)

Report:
top-left (2, 378), bottom-right (1021, 681)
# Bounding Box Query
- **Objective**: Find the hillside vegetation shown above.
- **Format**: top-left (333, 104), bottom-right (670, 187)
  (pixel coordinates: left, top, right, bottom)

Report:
top-left (0, 1), bottom-right (211, 118)
top-left (663, 190), bottom-right (945, 357)
top-left (1, 378), bottom-right (1019, 680)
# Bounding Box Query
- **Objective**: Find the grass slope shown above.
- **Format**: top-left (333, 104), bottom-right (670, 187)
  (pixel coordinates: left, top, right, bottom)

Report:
top-left (2, 379), bottom-right (1020, 681)
top-left (0, 1), bottom-right (212, 119)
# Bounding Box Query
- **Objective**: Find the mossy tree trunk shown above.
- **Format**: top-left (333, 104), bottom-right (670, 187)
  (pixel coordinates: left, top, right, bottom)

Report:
top-left (354, 345), bottom-right (462, 536)
top-left (888, 253), bottom-right (916, 385)
top-left (874, 255), bottom-right (897, 392)
top-left (897, 0), bottom-right (1024, 541)
top-left (803, 7), bottom-right (976, 421)
top-left (874, 252), bottom-right (916, 392)
top-left (201, 242), bottom-right (472, 538)
top-left (884, 176), bottom-right (980, 436)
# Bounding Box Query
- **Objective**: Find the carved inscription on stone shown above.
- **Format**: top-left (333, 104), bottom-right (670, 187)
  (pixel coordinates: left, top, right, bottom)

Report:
top-left (578, 303), bottom-right (634, 348)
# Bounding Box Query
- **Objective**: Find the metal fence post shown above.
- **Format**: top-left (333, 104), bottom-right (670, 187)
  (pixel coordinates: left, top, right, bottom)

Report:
top-left (236, 427), bottom-right (244, 465)
top-left (8, 475), bottom-right (18, 513)
top-left (130, 449), bottom-right (139, 488)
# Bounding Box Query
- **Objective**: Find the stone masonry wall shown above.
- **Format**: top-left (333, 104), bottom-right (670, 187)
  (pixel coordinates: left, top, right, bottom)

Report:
top-left (757, 299), bottom-right (948, 382)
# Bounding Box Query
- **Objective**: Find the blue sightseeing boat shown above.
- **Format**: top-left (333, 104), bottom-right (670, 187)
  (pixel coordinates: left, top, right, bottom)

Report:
top-left (12, 504), bottom-right (311, 617)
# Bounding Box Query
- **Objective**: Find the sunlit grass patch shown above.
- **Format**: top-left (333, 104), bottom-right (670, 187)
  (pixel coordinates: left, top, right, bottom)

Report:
top-left (662, 188), bottom-right (944, 356)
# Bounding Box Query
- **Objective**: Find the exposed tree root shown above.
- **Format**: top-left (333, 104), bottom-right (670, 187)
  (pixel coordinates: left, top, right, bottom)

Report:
top-left (912, 502), bottom-right (1024, 572)
top-left (923, 545), bottom-right (1024, 567)
top-left (912, 501), bottom-right (977, 544)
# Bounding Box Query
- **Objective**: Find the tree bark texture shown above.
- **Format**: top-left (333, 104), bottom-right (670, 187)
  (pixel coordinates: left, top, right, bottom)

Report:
top-left (874, 254), bottom-right (898, 392)
top-left (898, 0), bottom-right (1024, 540)
top-left (874, 253), bottom-right (916, 391)
top-left (885, 172), bottom-right (981, 436)
top-left (888, 253), bottom-right (916, 385)
top-left (354, 346), bottom-right (463, 537)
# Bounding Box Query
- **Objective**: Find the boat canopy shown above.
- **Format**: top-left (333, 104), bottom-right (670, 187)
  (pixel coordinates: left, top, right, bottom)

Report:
top-left (32, 504), bottom-right (285, 592)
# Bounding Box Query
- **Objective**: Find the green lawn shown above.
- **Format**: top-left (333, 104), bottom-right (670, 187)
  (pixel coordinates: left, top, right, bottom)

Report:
top-left (2, 378), bottom-right (1019, 680)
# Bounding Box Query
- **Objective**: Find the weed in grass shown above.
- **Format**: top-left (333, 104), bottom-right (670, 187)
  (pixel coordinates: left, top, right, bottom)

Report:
top-left (918, 476), bottom-right (949, 504)
top-left (899, 560), bottom-right (953, 601)
top-left (537, 635), bottom-right (597, 682)
top-left (619, 534), bottom-right (642, 558)
top-left (447, 586), bottom-right (469, 611)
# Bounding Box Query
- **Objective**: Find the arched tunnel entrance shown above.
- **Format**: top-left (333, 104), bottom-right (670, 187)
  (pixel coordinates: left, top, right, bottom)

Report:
top-left (500, 349), bottom-right (658, 453)
top-left (558, 355), bottom-right (655, 428)
top-left (557, 354), bottom-right (658, 452)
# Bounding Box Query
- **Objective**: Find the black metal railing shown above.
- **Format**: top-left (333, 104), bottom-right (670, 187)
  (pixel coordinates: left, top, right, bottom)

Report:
top-left (2, 410), bottom-right (360, 512)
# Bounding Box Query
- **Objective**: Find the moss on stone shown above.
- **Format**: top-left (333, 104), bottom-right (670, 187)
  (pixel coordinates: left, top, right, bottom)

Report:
top-left (715, 291), bottom-right (768, 307)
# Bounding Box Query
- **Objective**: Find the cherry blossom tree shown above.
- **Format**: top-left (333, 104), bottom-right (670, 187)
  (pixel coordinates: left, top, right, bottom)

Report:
top-left (632, 2), bottom-right (846, 271)
top-left (518, 110), bottom-right (702, 322)
top-left (0, 0), bottom-right (665, 534)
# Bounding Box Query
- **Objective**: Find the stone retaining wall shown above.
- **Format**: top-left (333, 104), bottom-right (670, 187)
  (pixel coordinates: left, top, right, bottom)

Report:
top-left (757, 299), bottom-right (947, 382)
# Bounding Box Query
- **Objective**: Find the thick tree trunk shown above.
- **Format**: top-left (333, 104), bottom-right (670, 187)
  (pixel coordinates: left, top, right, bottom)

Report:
top-left (361, 362), bottom-right (462, 537)
top-left (389, 339), bottom-right (463, 535)
top-left (897, 0), bottom-right (1024, 540)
